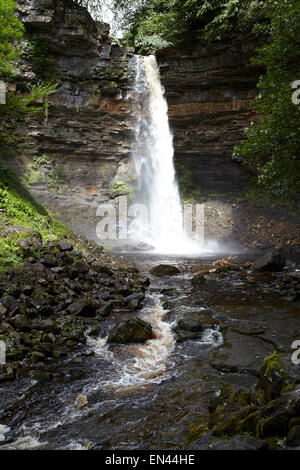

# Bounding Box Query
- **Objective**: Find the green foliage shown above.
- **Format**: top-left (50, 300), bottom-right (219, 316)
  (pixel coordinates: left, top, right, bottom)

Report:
top-left (177, 164), bottom-right (205, 202)
top-left (23, 155), bottom-right (67, 192)
top-left (112, 180), bottom-right (133, 195)
top-left (0, 82), bottom-right (60, 151)
top-left (181, 0), bottom-right (266, 41)
top-left (0, 161), bottom-right (70, 267)
top-left (33, 154), bottom-right (50, 165)
top-left (23, 37), bottom-right (60, 82)
top-left (0, 0), bottom-right (24, 79)
top-left (112, 0), bottom-right (265, 51)
top-left (46, 164), bottom-right (66, 191)
top-left (233, 0), bottom-right (300, 199)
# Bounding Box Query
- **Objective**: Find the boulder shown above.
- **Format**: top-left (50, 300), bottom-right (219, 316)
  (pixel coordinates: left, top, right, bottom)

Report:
top-left (58, 241), bottom-right (73, 252)
top-left (177, 314), bottom-right (204, 333)
top-left (125, 293), bottom-right (145, 311)
top-left (66, 299), bottom-right (96, 317)
top-left (150, 264), bottom-right (180, 276)
top-left (11, 314), bottom-right (31, 332)
top-left (210, 435), bottom-right (267, 451)
top-left (1, 225), bottom-right (42, 241)
top-left (107, 318), bottom-right (153, 344)
top-left (252, 250), bottom-right (286, 272)
top-left (0, 296), bottom-right (20, 316)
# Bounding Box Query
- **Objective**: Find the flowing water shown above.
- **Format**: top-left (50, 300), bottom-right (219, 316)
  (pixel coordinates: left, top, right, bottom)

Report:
top-left (0, 253), bottom-right (299, 450)
top-left (87, 294), bottom-right (177, 391)
top-left (129, 55), bottom-right (218, 255)
top-left (0, 262), bottom-right (225, 450)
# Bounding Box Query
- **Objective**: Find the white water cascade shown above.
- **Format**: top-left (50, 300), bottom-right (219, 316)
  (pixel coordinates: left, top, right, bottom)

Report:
top-left (129, 55), bottom-right (217, 254)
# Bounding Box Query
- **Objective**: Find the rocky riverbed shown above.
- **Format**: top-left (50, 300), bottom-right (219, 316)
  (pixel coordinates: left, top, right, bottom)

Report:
top-left (0, 241), bottom-right (300, 450)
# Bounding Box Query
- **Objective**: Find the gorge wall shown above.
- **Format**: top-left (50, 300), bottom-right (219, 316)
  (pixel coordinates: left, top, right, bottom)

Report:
top-left (6, 0), bottom-right (136, 240)
top-left (157, 36), bottom-right (261, 196)
top-left (157, 41), bottom-right (300, 249)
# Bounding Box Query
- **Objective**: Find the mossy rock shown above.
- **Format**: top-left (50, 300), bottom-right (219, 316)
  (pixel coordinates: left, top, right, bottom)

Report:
top-left (259, 411), bottom-right (290, 438)
top-left (237, 410), bottom-right (260, 436)
top-left (1, 225), bottom-right (42, 241)
top-left (214, 405), bottom-right (258, 437)
top-left (186, 416), bottom-right (210, 448)
top-left (256, 353), bottom-right (288, 403)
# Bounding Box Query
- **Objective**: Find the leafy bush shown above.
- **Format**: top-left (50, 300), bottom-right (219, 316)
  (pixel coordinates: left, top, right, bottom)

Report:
top-left (0, 0), bottom-right (24, 79)
top-left (110, 0), bottom-right (266, 50)
top-left (233, 0), bottom-right (300, 198)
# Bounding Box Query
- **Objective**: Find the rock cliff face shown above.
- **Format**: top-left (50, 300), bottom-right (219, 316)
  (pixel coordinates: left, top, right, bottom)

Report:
top-left (6, 0), bottom-right (135, 240)
top-left (156, 35), bottom-right (262, 196)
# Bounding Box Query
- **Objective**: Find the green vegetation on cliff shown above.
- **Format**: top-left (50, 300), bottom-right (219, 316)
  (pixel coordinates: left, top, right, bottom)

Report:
top-left (0, 162), bottom-right (69, 267)
top-left (0, 1), bottom-right (60, 152)
top-left (234, 0), bottom-right (300, 199)
top-left (110, 0), bottom-right (266, 53)
top-left (0, 0), bottom-right (24, 78)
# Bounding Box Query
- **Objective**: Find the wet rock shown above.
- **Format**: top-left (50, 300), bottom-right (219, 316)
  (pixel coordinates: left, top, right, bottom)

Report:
top-left (22, 285), bottom-right (33, 296)
top-left (96, 300), bottom-right (115, 317)
top-left (177, 314), bottom-right (205, 333)
top-left (107, 318), bottom-right (153, 344)
top-left (74, 395), bottom-right (88, 410)
top-left (1, 225), bottom-right (42, 241)
top-left (149, 264), bottom-right (180, 276)
top-left (210, 435), bottom-right (267, 451)
top-left (38, 319), bottom-right (59, 334)
top-left (188, 432), bottom-right (214, 450)
top-left (160, 288), bottom-right (176, 296)
top-left (191, 274), bottom-right (206, 286)
top-left (17, 237), bottom-right (42, 252)
top-left (31, 351), bottom-right (46, 362)
top-left (72, 262), bottom-right (89, 274)
top-left (252, 250), bottom-right (286, 272)
top-left (66, 299), bottom-right (96, 317)
top-left (256, 354), bottom-right (287, 403)
top-left (11, 314), bottom-right (31, 333)
top-left (33, 371), bottom-right (53, 383)
top-left (286, 426), bottom-right (300, 447)
top-left (58, 241), bottom-right (73, 252)
top-left (125, 292), bottom-right (145, 311)
top-left (212, 329), bottom-right (273, 375)
top-left (0, 296), bottom-right (20, 316)
top-left (94, 265), bottom-right (113, 276)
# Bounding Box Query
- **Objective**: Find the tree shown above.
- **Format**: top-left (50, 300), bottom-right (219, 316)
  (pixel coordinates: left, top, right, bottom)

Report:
top-left (233, 0), bottom-right (300, 199)
top-left (110, 0), bottom-right (265, 52)
top-left (0, 0), bottom-right (24, 78)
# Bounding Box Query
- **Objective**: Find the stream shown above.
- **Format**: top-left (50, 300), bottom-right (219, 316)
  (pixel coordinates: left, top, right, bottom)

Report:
top-left (0, 252), bottom-right (299, 450)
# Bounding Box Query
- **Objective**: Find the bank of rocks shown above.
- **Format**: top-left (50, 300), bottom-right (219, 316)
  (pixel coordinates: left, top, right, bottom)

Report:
top-left (0, 236), bottom-right (150, 383)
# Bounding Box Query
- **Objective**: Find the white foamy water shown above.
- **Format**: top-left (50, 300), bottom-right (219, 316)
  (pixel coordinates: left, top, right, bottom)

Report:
top-left (88, 295), bottom-right (176, 391)
top-left (129, 55), bottom-right (219, 255)
top-left (0, 436), bottom-right (47, 450)
top-left (0, 424), bottom-right (10, 442)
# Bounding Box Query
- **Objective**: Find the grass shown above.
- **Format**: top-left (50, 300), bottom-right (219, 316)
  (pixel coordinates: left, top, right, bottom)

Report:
top-left (0, 161), bottom-right (70, 268)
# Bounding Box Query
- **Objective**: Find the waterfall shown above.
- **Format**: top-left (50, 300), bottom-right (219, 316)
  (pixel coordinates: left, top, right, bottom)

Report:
top-left (130, 55), bottom-right (202, 254)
